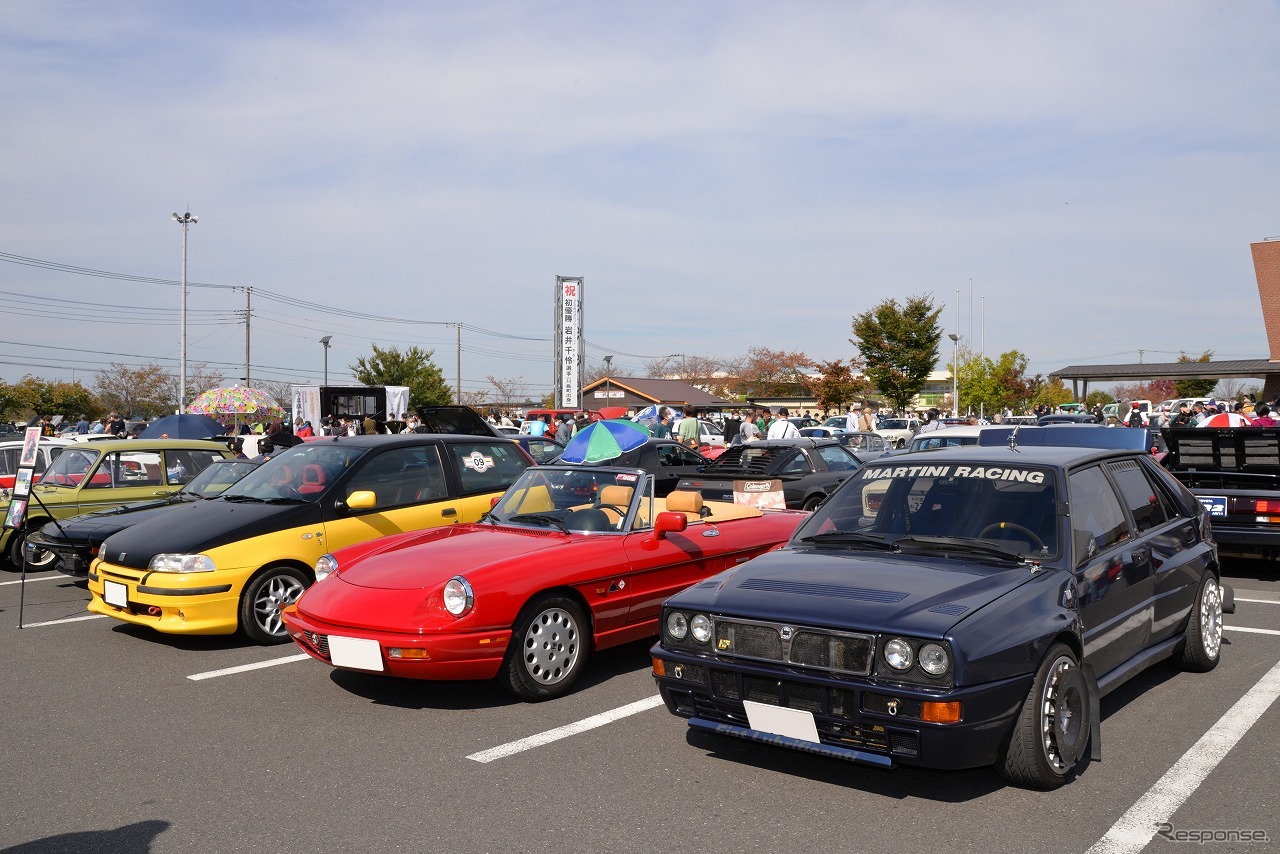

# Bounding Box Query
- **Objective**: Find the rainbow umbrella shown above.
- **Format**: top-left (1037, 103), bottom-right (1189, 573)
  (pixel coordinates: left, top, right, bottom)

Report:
top-left (560, 418), bottom-right (651, 463)
top-left (187, 386), bottom-right (284, 418)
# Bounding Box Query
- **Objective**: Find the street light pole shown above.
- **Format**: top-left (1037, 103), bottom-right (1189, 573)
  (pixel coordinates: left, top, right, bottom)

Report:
top-left (320, 336), bottom-right (332, 386)
top-left (948, 333), bottom-right (959, 417)
top-left (603, 355), bottom-right (613, 403)
top-left (172, 211), bottom-right (197, 413)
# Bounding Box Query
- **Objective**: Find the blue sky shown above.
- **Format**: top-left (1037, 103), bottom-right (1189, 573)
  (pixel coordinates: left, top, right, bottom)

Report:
top-left (2, 0), bottom-right (1277, 399)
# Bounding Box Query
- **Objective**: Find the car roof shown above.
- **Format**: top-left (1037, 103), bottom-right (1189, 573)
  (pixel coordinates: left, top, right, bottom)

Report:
top-left (43, 438), bottom-right (230, 451)
top-left (914, 425), bottom-right (988, 438)
top-left (877, 443), bottom-right (1133, 468)
top-left (301, 433), bottom-right (518, 448)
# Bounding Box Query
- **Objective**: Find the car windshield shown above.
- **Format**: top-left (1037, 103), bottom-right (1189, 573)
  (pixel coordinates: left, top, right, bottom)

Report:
top-left (179, 460), bottom-right (258, 498)
top-left (793, 461), bottom-right (1060, 561)
top-left (488, 466), bottom-right (654, 533)
top-left (909, 433), bottom-right (979, 452)
top-left (222, 444), bottom-right (366, 502)
top-left (38, 448), bottom-right (102, 487)
top-left (821, 417), bottom-right (846, 428)
top-left (879, 419), bottom-right (909, 429)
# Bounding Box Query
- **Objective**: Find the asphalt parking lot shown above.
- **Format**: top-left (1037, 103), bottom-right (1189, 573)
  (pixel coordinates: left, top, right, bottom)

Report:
top-left (1, 561), bottom-right (1277, 854)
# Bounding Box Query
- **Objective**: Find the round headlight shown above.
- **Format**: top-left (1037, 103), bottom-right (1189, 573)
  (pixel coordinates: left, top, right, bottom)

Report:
top-left (918, 643), bottom-right (950, 676)
top-left (666, 611), bottom-right (689, 640)
top-left (884, 638), bottom-right (914, 670)
top-left (314, 553), bottom-right (338, 582)
top-left (442, 576), bottom-right (474, 616)
top-left (690, 614), bottom-right (713, 644)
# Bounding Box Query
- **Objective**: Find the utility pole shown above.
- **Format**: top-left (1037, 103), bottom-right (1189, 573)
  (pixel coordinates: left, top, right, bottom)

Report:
top-left (455, 323), bottom-right (462, 403)
top-left (171, 211), bottom-right (197, 413)
top-left (242, 287), bottom-right (252, 385)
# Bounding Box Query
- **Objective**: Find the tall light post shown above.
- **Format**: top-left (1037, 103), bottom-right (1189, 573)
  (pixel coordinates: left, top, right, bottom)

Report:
top-left (603, 355), bottom-right (613, 403)
top-left (319, 336), bottom-right (332, 386)
top-left (948, 333), bottom-right (959, 417)
top-left (172, 211), bottom-right (197, 413)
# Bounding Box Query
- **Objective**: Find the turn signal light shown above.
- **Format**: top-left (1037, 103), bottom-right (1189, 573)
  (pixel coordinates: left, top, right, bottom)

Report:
top-left (388, 648), bottom-right (430, 660)
top-left (651, 657), bottom-right (666, 677)
top-left (921, 701), bottom-right (961, 723)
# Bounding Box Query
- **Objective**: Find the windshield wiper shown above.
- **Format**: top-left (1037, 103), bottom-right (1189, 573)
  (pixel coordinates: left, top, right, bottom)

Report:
top-left (798, 530), bottom-right (895, 550)
top-left (892, 536), bottom-right (1026, 563)
top-left (507, 513), bottom-right (570, 533)
top-left (222, 494), bottom-right (266, 503)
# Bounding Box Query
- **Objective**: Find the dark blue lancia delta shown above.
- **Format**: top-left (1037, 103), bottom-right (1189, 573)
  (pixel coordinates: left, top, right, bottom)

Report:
top-left (651, 428), bottom-right (1233, 788)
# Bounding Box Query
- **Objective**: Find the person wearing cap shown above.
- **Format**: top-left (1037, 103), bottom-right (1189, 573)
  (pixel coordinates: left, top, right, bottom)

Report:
top-left (1123, 402), bottom-right (1145, 428)
top-left (766, 407), bottom-right (801, 439)
top-left (1169, 401), bottom-right (1194, 428)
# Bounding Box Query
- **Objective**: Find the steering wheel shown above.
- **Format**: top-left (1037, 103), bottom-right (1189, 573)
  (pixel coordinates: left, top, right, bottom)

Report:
top-left (278, 484), bottom-right (302, 499)
top-left (978, 522), bottom-right (1045, 551)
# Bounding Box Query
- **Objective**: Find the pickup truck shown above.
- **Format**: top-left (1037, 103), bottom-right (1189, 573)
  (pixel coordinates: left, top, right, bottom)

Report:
top-left (1162, 426), bottom-right (1280, 560)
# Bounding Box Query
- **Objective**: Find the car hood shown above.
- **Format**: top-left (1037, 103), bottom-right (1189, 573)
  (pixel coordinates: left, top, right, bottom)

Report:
top-left (37, 500), bottom-right (186, 546)
top-left (679, 548), bottom-right (1035, 638)
top-left (294, 525), bottom-right (578, 631)
top-left (99, 499), bottom-right (320, 569)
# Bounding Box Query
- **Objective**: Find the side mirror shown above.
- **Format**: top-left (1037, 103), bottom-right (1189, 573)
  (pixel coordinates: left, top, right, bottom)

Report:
top-left (644, 511), bottom-right (688, 549)
top-left (343, 490), bottom-right (376, 513)
top-left (490, 495), bottom-right (502, 508)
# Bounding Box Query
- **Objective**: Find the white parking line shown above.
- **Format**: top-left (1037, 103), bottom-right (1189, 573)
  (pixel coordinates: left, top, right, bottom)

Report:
top-left (1235, 597), bottom-right (1280, 605)
top-left (1227, 626), bottom-right (1280, 636)
top-left (0, 574), bottom-right (61, 587)
top-left (1087, 657), bottom-right (1280, 854)
top-left (187, 654), bottom-right (309, 681)
top-left (467, 695), bottom-right (665, 763)
top-left (20, 614), bottom-right (108, 628)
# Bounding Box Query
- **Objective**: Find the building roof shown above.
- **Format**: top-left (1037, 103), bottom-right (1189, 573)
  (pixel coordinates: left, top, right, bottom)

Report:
top-left (581, 376), bottom-right (733, 407)
top-left (1050, 359), bottom-right (1279, 382)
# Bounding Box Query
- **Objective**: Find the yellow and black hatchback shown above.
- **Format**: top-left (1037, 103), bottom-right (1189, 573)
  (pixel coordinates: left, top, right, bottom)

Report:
top-left (87, 433), bottom-right (534, 643)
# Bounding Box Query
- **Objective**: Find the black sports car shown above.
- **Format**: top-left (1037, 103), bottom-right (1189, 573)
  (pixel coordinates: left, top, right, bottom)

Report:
top-left (675, 438), bottom-right (867, 511)
top-left (652, 427), bottom-right (1232, 788)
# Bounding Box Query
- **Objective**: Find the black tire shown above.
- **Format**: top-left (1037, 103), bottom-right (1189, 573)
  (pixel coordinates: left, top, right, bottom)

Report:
top-left (802, 495), bottom-right (824, 512)
top-left (1173, 572), bottom-right (1223, 672)
top-left (8, 528), bottom-right (57, 571)
top-left (500, 596), bottom-right (590, 701)
top-left (238, 565), bottom-right (309, 644)
top-left (998, 643), bottom-right (1090, 789)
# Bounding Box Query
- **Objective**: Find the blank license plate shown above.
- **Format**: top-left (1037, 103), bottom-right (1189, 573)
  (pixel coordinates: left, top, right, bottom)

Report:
top-left (103, 580), bottom-right (128, 609)
top-left (328, 636), bottom-right (384, 672)
top-left (743, 699), bottom-right (820, 743)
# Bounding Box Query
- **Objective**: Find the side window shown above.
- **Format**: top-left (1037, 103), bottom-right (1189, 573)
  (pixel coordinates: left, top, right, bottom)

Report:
top-left (163, 449), bottom-right (227, 485)
top-left (817, 445), bottom-right (860, 472)
top-left (346, 446), bottom-right (445, 509)
top-left (1068, 466), bottom-right (1131, 564)
top-left (1106, 459), bottom-right (1171, 533)
top-left (0, 449), bottom-right (15, 476)
top-left (778, 451), bottom-right (812, 475)
top-left (84, 451), bottom-right (163, 488)
top-left (676, 447), bottom-right (705, 466)
top-left (450, 442), bottom-right (532, 496)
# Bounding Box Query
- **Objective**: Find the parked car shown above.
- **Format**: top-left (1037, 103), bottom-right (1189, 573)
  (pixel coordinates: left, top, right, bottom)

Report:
top-left (27, 459), bottom-right (261, 581)
top-left (513, 434), bottom-right (566, 464)
top-left (2, 439), bottom-right (235, 568)
top-left (900, 425), bottom-right (989, 453)
top-left (676, 438), bottom-right (868, 511)
top-left (568, 438), bottom-right (710, 497)
top-left (800, 428), bottom-right (889, 456)
top-left (651, 427), bottom-right (1232, 788)
top-left (0, 437), bottom-right (77, 491)
top-left (283, 465), bottom-right (808, 700)
top-left (87, 433), bottom-right (535, 643)
top-left (875, 417), bottom-right (921, 448)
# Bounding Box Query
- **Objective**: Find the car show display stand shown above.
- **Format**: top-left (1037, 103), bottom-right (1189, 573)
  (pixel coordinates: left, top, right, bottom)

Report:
top-left (4, 426), bottom-right (74, 629)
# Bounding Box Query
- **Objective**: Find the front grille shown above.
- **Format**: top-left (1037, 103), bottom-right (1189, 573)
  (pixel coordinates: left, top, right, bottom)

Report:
top-left (713, 617), bottom-right (874, 676)
top-left (303, 631), bottom-right (330, 658)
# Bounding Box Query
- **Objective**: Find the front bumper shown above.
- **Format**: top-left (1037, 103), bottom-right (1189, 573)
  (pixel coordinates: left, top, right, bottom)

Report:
top-left (26, 535), bottom-right (93, 579)
top-left (283, 605), bottom-right (512, 681)
top-left (87, 560), bottom-right (243, 636)
top-left (651, 644), bottom-right (1031, 771)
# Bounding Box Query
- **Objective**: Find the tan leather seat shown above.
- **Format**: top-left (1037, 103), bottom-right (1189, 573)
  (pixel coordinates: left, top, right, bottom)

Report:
top-left (665, 490), bottom-right (705, 521)
top-left (596, 484), bottom-right (634, 526)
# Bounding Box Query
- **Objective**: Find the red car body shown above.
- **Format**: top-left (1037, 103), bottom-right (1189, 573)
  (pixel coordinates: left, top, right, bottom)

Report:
top-left (283, 465), bottom-right (807, 699)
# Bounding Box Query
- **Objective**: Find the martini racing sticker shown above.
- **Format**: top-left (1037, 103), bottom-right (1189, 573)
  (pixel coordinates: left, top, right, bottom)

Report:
top-left (864, 464), bottom-right (1045, 483)
top-left (464, 452), bottom-right (494, 473)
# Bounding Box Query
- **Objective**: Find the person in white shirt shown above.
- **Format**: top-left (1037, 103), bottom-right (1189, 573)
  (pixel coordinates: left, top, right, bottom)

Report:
top-left (766, 408), bottom-right (801, 439)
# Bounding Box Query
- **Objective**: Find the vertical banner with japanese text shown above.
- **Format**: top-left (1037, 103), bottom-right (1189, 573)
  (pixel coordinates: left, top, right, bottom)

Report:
top-left (553, 276), bottom-right (584, 409)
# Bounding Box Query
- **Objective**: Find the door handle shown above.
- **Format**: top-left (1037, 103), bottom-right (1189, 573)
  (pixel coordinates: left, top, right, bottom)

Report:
top-left (441, 508), bottom-right (457, 517)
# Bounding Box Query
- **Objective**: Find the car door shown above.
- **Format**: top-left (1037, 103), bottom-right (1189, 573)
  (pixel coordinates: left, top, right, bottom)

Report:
top-left (74, 449), bottom-right (172, 512)
top-left (653, 442), bottom-right (709, 496)
top-left (1067, 463), bottom-right (1154, 677)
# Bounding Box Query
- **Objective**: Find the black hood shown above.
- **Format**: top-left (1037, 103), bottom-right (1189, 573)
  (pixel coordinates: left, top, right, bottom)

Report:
top-left (99, 499), bottom-right (322, 569)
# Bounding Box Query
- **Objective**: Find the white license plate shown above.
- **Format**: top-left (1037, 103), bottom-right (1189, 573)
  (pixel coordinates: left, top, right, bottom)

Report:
top-left (328, 635), bottom-right (384, 672)
top-left (103, 580), bottom-right (128, 609)
top-left (743, 699), bottom-right (820, 743)
top-left (1199, 496), bottom-right (1227, 517)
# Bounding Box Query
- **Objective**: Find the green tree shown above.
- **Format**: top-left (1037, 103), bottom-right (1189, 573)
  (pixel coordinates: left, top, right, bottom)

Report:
top-left (0, 382), bottom-right (24, 422)
top-left (12, 375), bottom-right (101, 422)
top-left (1174, 350), bottom-right (1218, 398)
top-left (350, 344), bottom-right (452, 409)
top-left (850, 295), bottom-right (943, 413)
top-left (1084, 389), bottom-right (1114, 408)
top-left (1031, 377), bottom-right (1075, 410)
top-left (810, 359), bottom-right (868, 413)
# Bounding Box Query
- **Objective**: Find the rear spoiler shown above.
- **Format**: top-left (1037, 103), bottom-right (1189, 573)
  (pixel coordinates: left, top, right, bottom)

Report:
top-left (978, 425), bottom-right (1152, 452)
top-left (1161, 427), bottom-right (1280, 472)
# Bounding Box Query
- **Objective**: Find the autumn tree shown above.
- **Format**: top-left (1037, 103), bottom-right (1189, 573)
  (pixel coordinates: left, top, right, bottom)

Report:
top-left (1031, 377), bottom-right (1075, 410)
top-left (851, 295), bottom-right (943, 413)
top-left (10, 375), bottom-right (101, 422)
top-left (729, 347), bottom-right (815, 399)
top-left (810, 360), bottom-right (868, 412)
top-left (486, 375), bottom-right (533, 411)
top-left (1174, 350), bottom-right (1218, 398)
top-left (954, 348), bottom-right (1038, 415)
top-left (350, 344), bottom-right (452, 408)
top-left (1112, 380), bottom-right (1177, 404)
top-left (95, 363), bottom-right (172, 417)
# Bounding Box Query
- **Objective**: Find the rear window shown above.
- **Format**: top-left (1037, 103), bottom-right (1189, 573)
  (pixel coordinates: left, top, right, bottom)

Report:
top-left (448, 442), bottom-right (533, 496)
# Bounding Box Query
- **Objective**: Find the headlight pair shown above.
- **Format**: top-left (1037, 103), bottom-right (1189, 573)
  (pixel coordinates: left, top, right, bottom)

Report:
top-left (664, 610), bottom-right (712, 646)
top-left (881, 636), bottom-right (950, 678)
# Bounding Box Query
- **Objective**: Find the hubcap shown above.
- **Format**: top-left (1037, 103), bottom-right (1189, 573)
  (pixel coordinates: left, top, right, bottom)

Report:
top-left (254, 575), bottom-right (304, 636)
top-left (1200, 577), bottom-right (1222, 659)
top-left (1040, 655), bottom-right (1084, 773)
top-left (522, 608), bottom-right (579, 685)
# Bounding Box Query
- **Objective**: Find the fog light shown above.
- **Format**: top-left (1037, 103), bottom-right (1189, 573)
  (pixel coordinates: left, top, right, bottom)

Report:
top-left (388, 648), bottom-right (430, 660)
